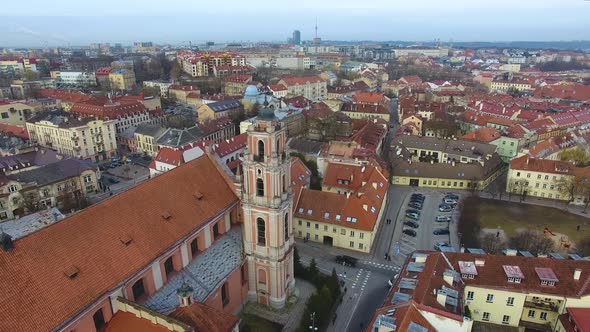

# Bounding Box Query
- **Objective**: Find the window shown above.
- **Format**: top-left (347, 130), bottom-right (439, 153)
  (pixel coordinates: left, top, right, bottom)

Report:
top-left (502, 315), bottom-right (510, 324)
top-left (314, 234), bottom-right (318, 240)
top-left (315, 223), bottom-right (319, 229)
top-left (540, 312), bottom-right (547, 321)
top-left (528, 310), bottom-right (535, 318)
top-left (482, 312), bottom-right (490, 321)
top-left (537, 174), bottom-right (541, 179)
top-left (93, 308), bottom-right (106, 331)
top-left (164, 257), bottom-right (174, 277)
top-left (324, 212), bottom-right (330, 219)
top-left (359, 233), bottom-right (364, 239)
top-left (349, 241), bottom-right (354, 248)
top-left (359, 243), bottom-right (364, 249)
top-left (507, 297), bottom-right (514, 306)
top-left (545, 175), bottom-right (549, 180)
top-left (486, 294), bottom-right (494, 303)
top-left (0, 112), bottom-right (8, 119)
top-left (221, 282), bottom-right (229, 306)
top-left (0, 211), bottom-right (7, 220)
top-left (527, 173), bottom-right (531, 178)
top-left (335, 214), bottom-right (341, 221)
top-left (132, 278), bottom-right (146, 301)
top-left (517, 172), bottom-right (521, 177)
top-left (298, 220), bottom-right (302, 226)
top-left (83, 175), bottom-right (92, 183)
top-left (257, 140), bottom-right (265, 159)
top-left (8, 185), bottom-right (17, 193)
top-left (333, 227), bottom-right (336, 233)
top-left (190, 238), bottom-right (199, 256)
top-left (306, 222), bottom-right (310, 228)
top-left (284, 214), bottom-right (290, 241)
top-left (256, 178), bottom-right (264, 196)
top-left (350, 231), bottom-right (355, 237)
top-left (257, 218), bottom-right (266, 246)
top-left (467, 291), bottom-right (474, 300)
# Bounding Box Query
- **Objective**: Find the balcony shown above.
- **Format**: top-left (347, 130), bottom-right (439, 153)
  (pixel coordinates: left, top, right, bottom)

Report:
top-left (73, 145), bottom-right (81, 151)
top-left (71, 136), bottom-right (79, 141)
top-left (524, 300), bottom-right (560, 312)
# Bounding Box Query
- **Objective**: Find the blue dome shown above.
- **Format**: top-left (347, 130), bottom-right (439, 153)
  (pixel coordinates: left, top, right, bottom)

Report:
top-left (244, 85), bottom-right (259, 97)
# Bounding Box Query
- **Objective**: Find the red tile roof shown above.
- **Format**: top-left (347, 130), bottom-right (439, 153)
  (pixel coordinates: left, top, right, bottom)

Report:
top-left (534, 84), bottom-right (590, 102)
top-left (105, 311), bottom-right (172, 332)
top-left (280, 75), bottom-right (324, 86)
top-left (462, 127), bottom-right (501, 143)
top-left (291, 157), bottom-right (311, 206)
top-left (510, 155), bottom-right (574, 175)
top-left (352, 92), bottom-right (389, 105)
top-left (38, 88), bottom-right (93, 103)
top-left (0, 155), bottom-right (238, 332)
top-left (342, 103), bottom-right (389, 115)
top-left (70, 99), bottom-right (150, 119)
top-left (223, 74), bottom-right (251, 83)
top-left (565, 308), bottom-right (590, 332)
top-left (0, 123), bottom-right (29, 140)
top-left (268, 84), bottom-right (287, 92)
top-left (169, 302), bottom-right (239, 332)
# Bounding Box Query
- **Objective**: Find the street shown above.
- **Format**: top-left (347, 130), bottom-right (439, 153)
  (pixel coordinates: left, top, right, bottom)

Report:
top-left (89, 163), bottom-right (150, 203)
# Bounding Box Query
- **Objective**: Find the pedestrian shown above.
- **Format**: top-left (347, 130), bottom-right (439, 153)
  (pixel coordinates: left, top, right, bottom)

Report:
top-left (577, 225), bottom-right (581, 231)
top-left (496, 231), bottom-right (500, 238)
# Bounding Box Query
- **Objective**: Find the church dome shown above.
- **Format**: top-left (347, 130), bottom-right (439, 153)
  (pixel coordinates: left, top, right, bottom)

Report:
top-left (244, 85), bottom-right (259, 97)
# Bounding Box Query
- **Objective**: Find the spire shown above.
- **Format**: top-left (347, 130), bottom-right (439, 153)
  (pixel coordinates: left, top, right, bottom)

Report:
top-left (315, 17), bottom-right (318, 39)
top-left (263, 95), bottom-right (269, 107)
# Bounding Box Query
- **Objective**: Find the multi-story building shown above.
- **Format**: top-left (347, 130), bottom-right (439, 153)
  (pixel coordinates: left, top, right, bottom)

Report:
top-left (341, 103), bottom-right (390, 122)
top-left (367, 250), bottom-right (590, 332)
top-left (133, 41), bottom-right (158, 53)
top-left (143, 80), bottom-right (174, 98)
top-left (491, 78), bottom-right (533, 93)
top-left (223, 74), bottom-right (252, 96)
top-left (177, 51), bottom-right (246, 77)
top-left (168, 85), bottom-right (200, 103)
top-left (0, 101), bottom-right (39, 126)
top-left (0, 159), bottom-right (99, 220)
top-left (51, 71), bottom-right (98, 88)
top-left (393, 47), bottom-right (449, 58)
top-left (95, 67), bottom-right (112, 87)
top-left (197, 100), bottom-right (243, 123)
top-left (0, 57), bottom-right (40, 77)
top-left (26, 111), bottom-right (117, 162)
top-left (109, 68), bottom-right (136, 90)
top-left (133, 124), bottom-right (167, 157)
top-left (506, 155), bottom-right (580, 201)
top-left (278, 76), bottom-right (327, 101)
top-left (293, 160), bottom-right (389, 253)
top-left (275, 57), bottom-right (315, 70)
top-left (69, 99), bottom-right (164, 135)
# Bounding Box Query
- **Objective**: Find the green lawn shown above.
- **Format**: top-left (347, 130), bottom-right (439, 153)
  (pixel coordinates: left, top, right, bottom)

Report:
top-left (239, 313), bottom-right (283, 332)
top-left (463, 197), bottom-right (590, 245)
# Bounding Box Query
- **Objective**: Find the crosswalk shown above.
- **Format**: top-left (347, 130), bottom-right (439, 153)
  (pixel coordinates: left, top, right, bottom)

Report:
top-left (350, 269), bottom-right (372, 291)
top-left (361, 260), bottom-right (400, 272)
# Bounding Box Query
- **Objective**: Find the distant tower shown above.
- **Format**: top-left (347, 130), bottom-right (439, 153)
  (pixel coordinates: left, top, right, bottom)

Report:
top-left (313, 18), bottom-right (321, 44)
top-left (292, 30), bottom-right (301, 45)
top-left (241, 102), bottom-right (294, 309)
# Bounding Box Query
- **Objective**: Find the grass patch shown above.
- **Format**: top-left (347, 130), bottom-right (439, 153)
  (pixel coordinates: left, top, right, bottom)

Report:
top-left (239, 313), bottom-right (283, 332)
top-left (462, 197), bottom-right (590, 245)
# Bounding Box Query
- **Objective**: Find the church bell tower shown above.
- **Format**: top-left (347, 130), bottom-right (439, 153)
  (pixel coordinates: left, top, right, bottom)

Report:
top-left (241, 102), bottom-right (294, 309)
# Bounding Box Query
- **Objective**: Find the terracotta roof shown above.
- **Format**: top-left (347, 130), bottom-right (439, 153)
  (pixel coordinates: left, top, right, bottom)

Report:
top-left (365, 301), bottom-right (436, 332)
top-left (510, 155), bottom-right (575, 175)
top-left (0, 155), bottom-right (238, 332)
top-left (342, 103), bottom-right (389, 115)
top-left (70, 100), bottom-right (150, 119)
top-left (280, 75), bottom-right (324, 86)
top-left (268, 84), bottom-right (287, 92)
top-left (223, 74), bottom-right (251, 83)
top-left (565, 308), bottom-right (590, 332)
top-left (291, 157), bottom-right (311, 206)
top-left (105, 311), bottom-right (171, 332)
top-left (534, 84), bottom-right (590, 102)
top-left (462, 127), bottom-right (501, 143)
top-left (169, 302), bottom-right (239, 332)
top-left (0, 123), bottom-right (29, 140)
top-left (38, 88), bottom-right (92, 103)
top-left (352, 92), bottom-right (388, 105)
top-left (400, 75), bottom-right (423, 85)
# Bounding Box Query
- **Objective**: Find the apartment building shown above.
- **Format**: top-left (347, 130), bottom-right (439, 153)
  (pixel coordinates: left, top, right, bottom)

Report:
top-left (367, 251), bottom-right (590, 332)
top-left (133, 124), bottom-right (167, 157)
top-left (293, 160), bottom-right (389, 253)
top-left (143, 80), bottom-right (174, 98)
top-left (168, 85), bottom-right (200, 103)
top-left (197, 100), bottom-right (243, 123)
top-left (177, 51), bottom-right (246, 77)
top-left (278, 76), bottom-right (327, 101)
top-left (109, 68), bottom-right (136, 90)
top-left (506, 155), bottom-right (582, 201)
top-left (26, 111), bottom-right (117, 162)
top-left (223, 74), bottom-right (252, 96)
top-left (51, 71), bottom-right (98, 88)
top-left (0, 101), bottom-right (39, 126)
top-left (491, 79), bottom-right (533, 93)
top-left (0, 159), bottom-right (99, 220)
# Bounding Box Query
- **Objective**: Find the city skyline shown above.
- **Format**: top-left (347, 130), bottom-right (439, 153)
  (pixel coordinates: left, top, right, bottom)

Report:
top-left (1, 0), bottom-right (589, 47)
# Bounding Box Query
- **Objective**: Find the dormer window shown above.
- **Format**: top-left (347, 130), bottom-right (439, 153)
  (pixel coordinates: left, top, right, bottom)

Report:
top-left (324, 212), bottom-right (330, 219)
top-left (507, 277), bottom-right (522, 283)
top-left (298, 208), bottom-right (304, 213)
top-left (307, 209), bottom-right (313, 215)
top-left (535, 267), bottom-right (558, 287)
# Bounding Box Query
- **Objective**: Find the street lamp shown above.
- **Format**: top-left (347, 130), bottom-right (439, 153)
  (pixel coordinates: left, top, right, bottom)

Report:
top-left (309, 312), bottom-right (318, 331)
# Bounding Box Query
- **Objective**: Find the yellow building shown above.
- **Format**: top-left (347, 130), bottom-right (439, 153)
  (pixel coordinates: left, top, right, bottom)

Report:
top-left (507, 155), bottom-right (577, 201)
top-left (197, 100), bottom-right (243, 123)
top-left (0, 101), bottom-right (39, 126)
top-left (499, 63), bottom-right (521, 72)
top-left (168, 85), bottom-right (200, 103)
top-left (293, 161), bottom-right (389, 253)
top-left (341, 104), bottom-right (390, 122)
top-left (26, 111), bottom-right (117, 162)
top-left (134, 124), bottom-right (166, 157)
top-left (491, 79), bottom-right (532, 93)
top-left (109, 68), bottom-right (136, 90)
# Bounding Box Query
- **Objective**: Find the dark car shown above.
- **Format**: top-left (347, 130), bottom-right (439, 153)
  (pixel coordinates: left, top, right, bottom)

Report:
top-left (445, 193), bottom-right (459, 200)
top-left (406, 209), bottom-right (420, 214)
top-left (408, 202), bottom-right (423, 209)
top-left (404, 220), bottom-right (419, 229)
top-left (403, 228), bottom-right (417, 237)
top-left (411, 194), bottom-right (425, 201)
top-left (433, 228), bottom-right (450, 235)
top-left (335, 255), bottom-right (358, 267)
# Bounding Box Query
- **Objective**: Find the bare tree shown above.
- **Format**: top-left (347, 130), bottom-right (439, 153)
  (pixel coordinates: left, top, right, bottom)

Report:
top-left (480, 233), bottom-right (506, 254)
top-left (508, 230), bottom-right (555, 256)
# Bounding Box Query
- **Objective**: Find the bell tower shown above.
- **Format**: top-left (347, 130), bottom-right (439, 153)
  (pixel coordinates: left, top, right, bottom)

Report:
top-left (241, 103), bottom-right (294, 309)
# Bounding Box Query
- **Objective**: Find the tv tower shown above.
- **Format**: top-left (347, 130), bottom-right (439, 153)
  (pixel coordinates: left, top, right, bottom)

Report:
top-left (313, 17), bottom-right (321, 44)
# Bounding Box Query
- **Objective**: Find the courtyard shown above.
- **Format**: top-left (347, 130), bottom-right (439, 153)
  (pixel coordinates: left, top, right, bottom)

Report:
top-left (461, 197), bottom-right (590, 250)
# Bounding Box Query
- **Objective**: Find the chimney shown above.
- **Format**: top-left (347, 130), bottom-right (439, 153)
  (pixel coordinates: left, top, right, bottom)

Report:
top-left (177, 283), bottom-right (194, 307)
top-left (363, 204), bottom-right (368, 211)
top-left (574, 269), bottom-right (582, 281)
top-left (436, 291), bottom-right (447, 307)
top-left (443, 272), bottom-right (454, 286)
top-left (372, 182), bottom-right (377, 189)
top-left (475, 258), bottom-right (485, 267)
top-left (361, 166), bottom-right (366, 173)
top-left (346, 192), bottom-right (351, 199)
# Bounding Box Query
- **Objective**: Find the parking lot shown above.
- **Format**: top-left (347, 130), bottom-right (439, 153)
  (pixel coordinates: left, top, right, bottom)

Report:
top-left (388, 187), bottom-right (465, 264)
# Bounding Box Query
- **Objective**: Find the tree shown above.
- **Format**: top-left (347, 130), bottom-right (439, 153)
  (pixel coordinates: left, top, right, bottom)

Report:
top-left (21, 192), bottom-right (40, 214)
top-left (557, 175), bottom-right (582, 206)
top-left (508, 179), bottom-right (529, 202)
top-left (480, 233), bottom-right (506, 254)
top-left (170, 61), bottom-right (182, 82)
top-left (142, 86), bottom-right (160, 97)
top-left (576, 237), bottom-right (590, 257)
top-left (23, 70), bottom-right (39, 81)
top-left (293, 247), bottom-right (307, 278)
top-left (508, 230), bottom-right (554, 256)
top-left (559, 147), bottom-right (590, 166)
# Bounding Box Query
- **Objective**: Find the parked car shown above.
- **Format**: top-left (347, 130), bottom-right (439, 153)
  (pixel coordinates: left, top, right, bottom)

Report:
top-left (434, 242), bottom-right (450, 251)
top-left (410, 197), bottom-right (424, 204)
top-left (438, 204), bottom-right (452, 212)
top-left (433, 228), bottom-right (451, 235)
top-left (335, 255), bottom-right (358, 267)
top-left (408, 202), bottom-right (423, 209)
top-left (404, 220), bottom-right (419, 229)
top-left (435, 215), bottom-right (452, 222)
top-left (406, 212), bottom-right (420, 220)
top-left (406, 209), bottom-right (420, 214)
top-left (411, 194), bottom-right (425, 202)
top-left (402, 228), bottom-right (417, 237)
top-left (443, 197), bottom-right (458, 205)
top-left (445, 193), bottom-right (459, 200)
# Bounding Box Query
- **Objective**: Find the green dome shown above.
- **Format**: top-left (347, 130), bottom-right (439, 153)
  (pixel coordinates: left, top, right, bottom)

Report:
top-left (257, 96), bottom-right (276, 120)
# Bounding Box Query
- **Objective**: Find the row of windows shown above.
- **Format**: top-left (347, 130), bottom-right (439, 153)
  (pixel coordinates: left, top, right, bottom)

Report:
top-left (467, 292), bottom-right (515, 307)
top-left (481, 312), bottom-right (511, 324)
top-left (298, 231), bottom-right (364, 250)
top-left (515, 172), bottom-right (562, 181)
top-left (297, 220), bottom-right (365, 239)
top-left (527, 310), bottom-right (548, 320)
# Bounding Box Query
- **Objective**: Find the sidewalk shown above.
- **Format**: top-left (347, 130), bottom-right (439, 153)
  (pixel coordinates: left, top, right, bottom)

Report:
top-left (241, 278), bottom-right (315, 332)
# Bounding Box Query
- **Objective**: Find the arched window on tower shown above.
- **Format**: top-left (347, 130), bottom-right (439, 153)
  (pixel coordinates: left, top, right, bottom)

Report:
top-left (256, 178), bottom-right (264, 196)
top-left (257, 218), bottom-right (266, 246)
top-left (276, 138), bottom-right (281, 154)
top-left (284, 213), bottom-right (289, 241)
top-left (258, 140), bottom-right (265, 160)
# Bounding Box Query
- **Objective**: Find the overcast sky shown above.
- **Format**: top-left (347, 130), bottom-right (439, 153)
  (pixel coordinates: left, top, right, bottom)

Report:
top-left (1, 0), bottom-right (589, 47)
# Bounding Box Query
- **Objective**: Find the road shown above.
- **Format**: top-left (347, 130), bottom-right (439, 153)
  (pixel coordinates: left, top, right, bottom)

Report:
top-left (89, 164), bottom-right (150, 204)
